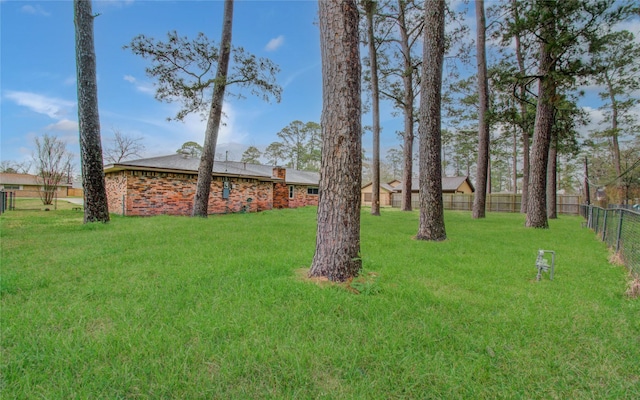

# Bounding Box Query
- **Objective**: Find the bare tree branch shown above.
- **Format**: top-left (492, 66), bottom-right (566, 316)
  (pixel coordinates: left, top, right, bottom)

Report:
top-left (104, 128), bottom-right (145, 164)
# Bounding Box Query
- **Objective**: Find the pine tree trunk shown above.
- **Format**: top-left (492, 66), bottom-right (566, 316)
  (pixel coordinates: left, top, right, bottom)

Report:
top-left (520, 114), bottom-right (531, 213)
top-left (401, 120), bottom-right (414, 211)
top-left (526, 36), bottom-right (554, 228)
top-left (546, 134), bottom-right (557, 219)
top-left (472, 0), bottom-right (489, 219)
top-left (512, 0), bottom-right (530, 214)
top-left (583, 157), bottom-right (591, 205)
top-left (604, 72), bottom-right (624, 203)
top-left (605, 73), bottom-right (622, 178)
top-left (366, 0), bottom-right (381, 217)
top-left (309, 0), bottom-right (362, 282)
top-left (416, 0), bottom-right (446, 241)
top-left (512, 124), bottom-right (518, 194)
top-left (74, 0), bottom-right (110, 223)
top-left (399, 0), bottom-right (414, 212)
top-left (192, 0), bottom-right (234, 217)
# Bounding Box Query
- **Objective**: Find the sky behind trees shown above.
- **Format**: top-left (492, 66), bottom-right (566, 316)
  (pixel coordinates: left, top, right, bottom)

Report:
top-left (2, 0), bottom-right (326, 165)
top-left (1, 0), bottom-right (638, 174)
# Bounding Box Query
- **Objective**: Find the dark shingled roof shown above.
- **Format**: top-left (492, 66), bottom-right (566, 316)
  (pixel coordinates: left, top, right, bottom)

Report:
top-left (104, 153), bottom-right (320, 186)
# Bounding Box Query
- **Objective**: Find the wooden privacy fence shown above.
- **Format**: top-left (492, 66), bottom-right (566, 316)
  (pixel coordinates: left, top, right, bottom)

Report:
top-left (391, 193), bottom-right (582, 215)
top-left (67, 188), bottom-right (84, 197)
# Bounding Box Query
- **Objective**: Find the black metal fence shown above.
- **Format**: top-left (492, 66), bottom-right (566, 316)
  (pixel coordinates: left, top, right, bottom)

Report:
top-left (581, 205), bottom-right (640, 278)
top-left (0, 191), bottom-right (16, 215)
top-left (0, 190), bottom-right (61, 211)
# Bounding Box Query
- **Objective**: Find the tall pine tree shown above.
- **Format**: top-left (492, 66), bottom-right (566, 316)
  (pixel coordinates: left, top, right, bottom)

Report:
top-left (74, 0), bottom-right (110, 223)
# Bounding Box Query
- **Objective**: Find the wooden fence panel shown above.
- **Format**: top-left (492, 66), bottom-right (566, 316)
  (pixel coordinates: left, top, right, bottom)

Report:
top-left (391, 193), bottom-right (582, 215)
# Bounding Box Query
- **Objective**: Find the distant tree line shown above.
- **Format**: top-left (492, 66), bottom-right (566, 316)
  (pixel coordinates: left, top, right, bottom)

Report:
top-left (236, 120), bottom-right (322, 171)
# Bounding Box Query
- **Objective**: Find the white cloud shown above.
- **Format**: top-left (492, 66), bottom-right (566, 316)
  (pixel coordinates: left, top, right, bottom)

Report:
top-left (18, 146), bottom-right (32, 158)
top-left (172, 102), bottom-right (246, 145)
top-left (123, 75), bottom-right (155, 95)
top-left (265, 35), bottom-right (285, 52)
top-left (94, 0), bottom-right (135, 10)
top-left (45, 119), bottom-right (79, 132)
top-left (64, 76), bottom-right (76, 86)
top-left (20, 5), bottom-right (51, 17)
top-left (282, 63), bottom-right (318, 88)
top-left (5, 91), bottom-right (75, 119)
top-left (580, 106), bottom-right (606, 137)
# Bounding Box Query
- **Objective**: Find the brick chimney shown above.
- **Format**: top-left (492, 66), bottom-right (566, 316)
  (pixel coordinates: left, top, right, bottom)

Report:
top-left (272, 167), bottom-right (289, 209)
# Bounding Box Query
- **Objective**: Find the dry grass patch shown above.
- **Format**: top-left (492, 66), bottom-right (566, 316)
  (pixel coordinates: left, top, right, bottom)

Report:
top-left (609, 250), bottom-right (625, 266)
top-left (294, 268), bottom-right (380, 295)
top-left (607, 251), bottom-right (638, 299)
top-left (294, 267), bottom-right (330, 285)
top-left (626, 276), bottom-right (640, 299)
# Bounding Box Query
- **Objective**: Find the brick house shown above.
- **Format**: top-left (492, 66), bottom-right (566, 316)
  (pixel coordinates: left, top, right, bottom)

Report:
top-left (0, 173), bottom-right (71, 198)
top-left (103, 153), bottom-right (320, 216)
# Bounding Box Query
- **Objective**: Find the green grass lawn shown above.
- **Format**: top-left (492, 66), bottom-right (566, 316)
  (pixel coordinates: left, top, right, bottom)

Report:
top-left (1, 205), bottom-right (638, 398)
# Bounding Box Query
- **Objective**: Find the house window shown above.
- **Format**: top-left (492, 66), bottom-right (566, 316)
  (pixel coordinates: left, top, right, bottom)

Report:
top-left (3, 185), bottom-right (20, 190)
top-left (364, 193), bottom-right (372, 202)
top-left (307, 187), bottom-right (319, 195)
top-left (289, 185), bottom-right (294, 199)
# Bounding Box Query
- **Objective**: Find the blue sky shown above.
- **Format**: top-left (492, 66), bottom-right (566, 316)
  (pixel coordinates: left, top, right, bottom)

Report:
top-left (1, 0), bottom-right (638, 172)
top-left (1, 0), bottom-right (340, 166)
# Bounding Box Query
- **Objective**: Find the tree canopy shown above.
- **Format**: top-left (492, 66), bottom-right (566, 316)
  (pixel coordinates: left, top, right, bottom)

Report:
top-left (126, 30), bottom-right (282, 122)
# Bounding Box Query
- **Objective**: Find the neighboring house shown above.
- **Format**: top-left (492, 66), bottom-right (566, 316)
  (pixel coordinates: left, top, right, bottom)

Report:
top-left (390, 176), bottom-right (475, 195)
top-left (387, 179), bottom-right (401, 188)
top-left (361, 177), bottom-right (474, 207)
top-left (103, 153), bottom-right (320, 216)
top-left (0, 173), bottom-right (71, 198)
top-left (370, 176), bottom-right (475, 206)
top-left (360, 182), bottom-right (396, 206)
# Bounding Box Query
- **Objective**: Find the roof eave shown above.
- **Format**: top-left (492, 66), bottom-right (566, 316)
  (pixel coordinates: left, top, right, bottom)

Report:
top-left (104, 164), bottom-right (275, 182)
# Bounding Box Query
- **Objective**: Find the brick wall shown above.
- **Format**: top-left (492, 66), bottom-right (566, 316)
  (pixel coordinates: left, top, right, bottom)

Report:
top-left (105, 171), bottom-right (275, 216)
top-left (272, 167), bottom-right (289, 209)
top-left (127, 173), bottom-right (194, 216)
top-left (206, 179), bottom-right (273, 214)
top-left (289, 185), bottom-right (318, 208)
top-left (273, 183), bottom-right (289, 209)
top-left (105, 171), bottom-right (127, 215)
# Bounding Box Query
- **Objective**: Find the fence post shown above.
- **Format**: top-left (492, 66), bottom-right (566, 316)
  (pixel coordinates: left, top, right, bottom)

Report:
top-left (602, 209), bottom-right (608, 241)
top-left (615, 210), bottom-right (624, 254)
